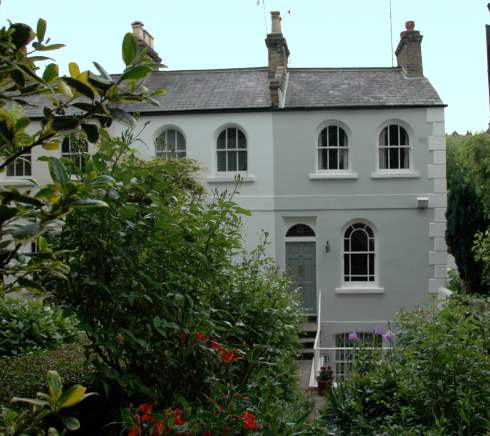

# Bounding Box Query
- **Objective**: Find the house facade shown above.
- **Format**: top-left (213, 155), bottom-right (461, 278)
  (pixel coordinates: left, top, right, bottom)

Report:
top-left (1, 13), bottom-right (448, 375)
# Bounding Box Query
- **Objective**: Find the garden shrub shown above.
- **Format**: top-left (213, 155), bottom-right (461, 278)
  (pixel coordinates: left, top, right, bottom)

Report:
top-left (46, 132), bottom-right (304, 411)
top-left (323, 295), bottom-right (490, 435)
top-left (0, 297), bottom-right (80, 357)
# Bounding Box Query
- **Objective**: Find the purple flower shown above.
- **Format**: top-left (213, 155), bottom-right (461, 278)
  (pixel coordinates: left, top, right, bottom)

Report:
top-left (373, 327), bottom-right (383, 336)
top-left (348, 331), bottom-right (359, 342)
top-left (383, 330), bottom-right (396, 343)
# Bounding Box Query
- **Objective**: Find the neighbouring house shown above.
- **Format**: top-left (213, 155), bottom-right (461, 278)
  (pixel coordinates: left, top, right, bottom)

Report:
top-left (3, 12), bottom-right (448, 382)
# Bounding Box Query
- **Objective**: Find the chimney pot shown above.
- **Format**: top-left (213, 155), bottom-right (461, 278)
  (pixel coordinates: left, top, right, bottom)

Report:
top-left (405, 20), bottom-right (415, 31)
top-left (130, 21), bottom-right (163, 64)
top-left (271, 11), bottom-right (282, 33)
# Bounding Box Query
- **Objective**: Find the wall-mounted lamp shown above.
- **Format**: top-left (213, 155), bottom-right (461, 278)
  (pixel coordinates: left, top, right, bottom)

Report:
top-left (325, 241), bottom-right (330, 253)
top-left (416, 196), bottom-right (429, 209)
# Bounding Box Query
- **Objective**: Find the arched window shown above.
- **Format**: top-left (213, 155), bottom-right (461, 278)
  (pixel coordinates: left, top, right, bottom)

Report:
top-left (344, 223), bottom-right (375, 283)
top-left (62, 135), bottom-right (88, 170)
top-left (378, 124), bottom-right (410, 170)
top-left (286, 224), bottom-right (315, 237)
top-left (7, 148), bottom-right (31, 177)
top-left (318, 125), bottom-right (348, 170)
top-left (155, 129), bottom-right (186, 160)
top-left (217, 127), bottom-right (247, 172)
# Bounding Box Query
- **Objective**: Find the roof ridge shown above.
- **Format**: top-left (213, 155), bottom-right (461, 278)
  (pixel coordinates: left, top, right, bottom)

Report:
top-left (152, 67), bottom-right (268, 74)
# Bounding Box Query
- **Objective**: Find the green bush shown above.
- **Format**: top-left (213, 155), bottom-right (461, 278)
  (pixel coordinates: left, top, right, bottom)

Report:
top-left (45, 133), bottom-right (303, 408)
top-left (323, 296), bottom-right (490, 435)
top-left (0, 297), bottom-right (80, 357)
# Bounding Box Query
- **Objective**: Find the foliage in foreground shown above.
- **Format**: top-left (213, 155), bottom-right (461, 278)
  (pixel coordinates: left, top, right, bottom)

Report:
top-left (0, 370), bottom-right (95, 436)
top-left (323, 295), bottom-right (490, 435)
top-left (0, 298), bottom-right (79, 357)
top-left (0, 14), bottom-right (162, 295)
top-left (43, 133), bottom-right (313, 433)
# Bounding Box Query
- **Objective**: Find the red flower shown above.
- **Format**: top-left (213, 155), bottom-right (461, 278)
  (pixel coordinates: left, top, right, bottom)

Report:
top-left (195, 332), bottom-right (207, 342)
top-left (210, 336), bottom-right (220, 350)
top-left (152, 420), bottom-right (164, 436)
top-left (138, 403), bottom-right (153, 415)
top-left (128, 427), bottom-right (140, 436)
top-left (220, 349), bottom-right (237, 363)
top-left (240, 411), bottom-right (258, 430)
top-left (174, 408), bottom-right (185, 426)
top-left (141, 414), bottom-right (153, 422)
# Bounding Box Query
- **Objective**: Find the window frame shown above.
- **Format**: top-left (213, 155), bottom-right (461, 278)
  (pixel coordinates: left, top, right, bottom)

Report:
top-left (376, 121), bottom-right (412, 172)
top-left (317, 124), bottom-right (350, 172)
top-left (6, 148), bottom-right (32, 177)
top-left (154, 127), bottom-right (187, 160)
top-left (216, 126), bottom-right (248, 174)
top-left (61, 135), bottom-right (89, 171)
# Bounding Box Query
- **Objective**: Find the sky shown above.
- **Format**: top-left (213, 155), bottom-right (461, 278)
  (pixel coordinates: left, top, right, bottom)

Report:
top-left (1, 0), bottom-right (489, 133)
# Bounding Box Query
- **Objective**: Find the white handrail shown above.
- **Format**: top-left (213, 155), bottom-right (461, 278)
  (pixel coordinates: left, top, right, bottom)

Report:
top-left (312, 288), bottom-right (322, 387)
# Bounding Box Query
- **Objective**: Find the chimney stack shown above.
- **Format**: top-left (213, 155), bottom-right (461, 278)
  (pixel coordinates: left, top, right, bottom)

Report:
top-left (265, 12), bottom-right (289, 107)
top-left (395, 21), bottom-right (423, 77)
top-left (131, 21), bottom-right (162, 64)
top-left (265, 11), bottom-right (289, 74)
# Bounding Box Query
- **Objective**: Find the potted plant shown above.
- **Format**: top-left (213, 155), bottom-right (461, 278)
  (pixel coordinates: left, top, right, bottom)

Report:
top-left (317, 366), bottom-right (333, 396)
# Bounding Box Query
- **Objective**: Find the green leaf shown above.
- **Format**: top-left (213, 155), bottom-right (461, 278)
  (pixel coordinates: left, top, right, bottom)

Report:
top-left (48, 158), bottom-right (69, 187)
top-left (42, 63), bottom-right (59, 83)
top-left (68, 62), bottom-right (80, 78)
top-left (58, 385), bottom-right (96, 409)
top-left (47, 370), bottom-right (63, 402)
top-left (122, 33), bottom-right (137, 66)
top-left (11, 397), bottom-right (49, 407)
top-left (62, 417), bottom-right (80, 431)
top-left (16, 277), bottom-right (46, 293)
top-left (37, 43), bottom-right (65, 51)
top-left (81, 123), bottom-right (99, 143)
top-left (88, 76), bottom-right (112, 93)
top-left (48, 428), bottom-right (61, 436)
top-left (120, 65), bottom-right (153, 82)
top-left (62, 77), bottom-right (94, 100)
top-left (71, 199), bottom-right (109, 208)
top-left (16, 117), bottom-right (30, 130)
top-left (109, 108), bottom-right (136, 127)
top-left (52, 116), bottom-right (79, 131)
top-left (36, 18), bottom-right (47, 42)
top-left (93, 61), bottom-right (112, 81)
top-left (38, 235), bottom-right (49, 251)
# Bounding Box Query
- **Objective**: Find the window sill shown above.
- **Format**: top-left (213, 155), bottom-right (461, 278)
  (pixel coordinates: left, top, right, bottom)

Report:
top-left (370, 170), bottom-right (419, 179)
top-left (309, 171), bottom-right (359, 180)
top-left (207, 174), bottom-right (256, 184)
top-left (335, 286), bottom-right (385, 295)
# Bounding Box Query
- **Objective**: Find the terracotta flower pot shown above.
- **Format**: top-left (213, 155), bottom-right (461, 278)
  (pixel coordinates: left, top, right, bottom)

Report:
top-left (317, 380), bottom-right (332, 396)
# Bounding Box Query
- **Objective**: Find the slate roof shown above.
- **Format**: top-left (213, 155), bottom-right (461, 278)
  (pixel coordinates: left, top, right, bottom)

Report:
top-left (131, 66), bottom-right (443, 113)
top-left (22, 66), bottom-right (444, 117)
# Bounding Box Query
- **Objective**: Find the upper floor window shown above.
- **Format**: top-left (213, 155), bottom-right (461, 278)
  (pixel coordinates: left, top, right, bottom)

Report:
top-left (344, 223), bottom-right (375, 283)
top-left (318, 125), bottom-right (348, 170)
top-left (378, 124), bottom-right (410, 170)
top-left (155, 129), bottom-right (186, 160)
top-left (217, 127), bottom-right (247, 172)
top-left (62, 136), bottom-right (88, 170)
top-left (7, 148), bottom-right (31, 177)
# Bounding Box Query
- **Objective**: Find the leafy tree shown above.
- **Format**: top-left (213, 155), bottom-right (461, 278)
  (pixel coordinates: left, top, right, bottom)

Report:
top-left (446, 133), bottom-right (489, 294)
top-left (0, 16), bottom-right (162, 294)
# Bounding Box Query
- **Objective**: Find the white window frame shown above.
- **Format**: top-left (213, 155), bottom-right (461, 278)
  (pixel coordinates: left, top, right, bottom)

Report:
top-left (309, 121), bottom-right (358, 180)
top-left (216, 126), bottom-right (248, 173)
top-left (154, 128), bottom-right (186, 160)
top-left (317, 124), bottom-right (349, 171)
top-left (6, 148), bottom-right (31, 177)
top-left (336, 220), bottom-right (384, 294)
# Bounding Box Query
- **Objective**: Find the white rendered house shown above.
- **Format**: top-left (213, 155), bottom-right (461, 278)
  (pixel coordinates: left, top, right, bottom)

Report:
top-left (3, 13), bottom-right (448, 379)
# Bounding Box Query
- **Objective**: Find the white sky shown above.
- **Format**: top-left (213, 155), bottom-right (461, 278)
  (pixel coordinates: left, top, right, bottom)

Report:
top-left (2, 0), bottom-right (489, 133)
